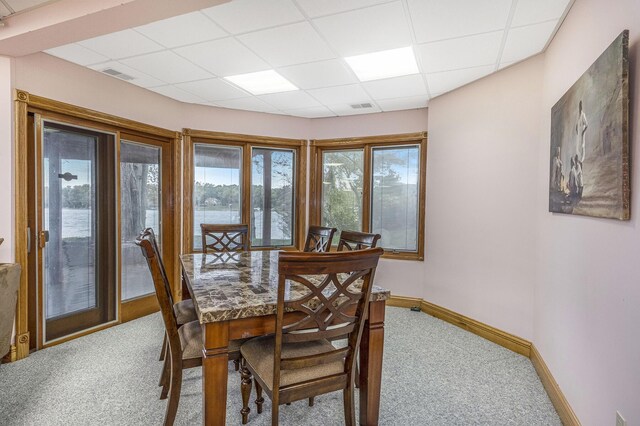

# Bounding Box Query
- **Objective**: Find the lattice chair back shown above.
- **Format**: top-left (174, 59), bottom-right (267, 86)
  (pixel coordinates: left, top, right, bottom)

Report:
top-left (271, 247), bottom-right (383, 406)
top-left (200, 224), bottom-right (249, 253)
top-left (303, 225), bottom-right (337, 252)
top-left (337, 230), bottom-right (382, 251)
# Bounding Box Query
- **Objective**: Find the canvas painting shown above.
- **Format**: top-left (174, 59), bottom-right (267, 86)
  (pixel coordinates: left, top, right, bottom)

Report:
top-left (549, 30), bottom-right (630, 220)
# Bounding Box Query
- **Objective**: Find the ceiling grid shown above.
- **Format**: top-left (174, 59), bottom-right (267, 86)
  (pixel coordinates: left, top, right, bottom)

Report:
top-left (41, 0), bottom-right (575, 117)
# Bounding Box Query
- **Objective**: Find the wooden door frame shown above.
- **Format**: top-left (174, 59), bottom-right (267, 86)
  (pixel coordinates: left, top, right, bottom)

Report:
top-left (13, 90), bottom-right (182, 358)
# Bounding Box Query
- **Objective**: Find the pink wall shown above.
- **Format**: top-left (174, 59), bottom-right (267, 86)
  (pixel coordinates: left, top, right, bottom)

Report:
top-left (424, 0), bottom-right (640, 423)
top-left (309, 108), bottom-right (428, 140)
top-left (14, 53), bottom-right (310, 139)
top-left (535, 0), bottom-right (640, 423)
top-left (424, 56), bottom-right (544, 341)
top-left (0, 56), bottom-right (14, 263)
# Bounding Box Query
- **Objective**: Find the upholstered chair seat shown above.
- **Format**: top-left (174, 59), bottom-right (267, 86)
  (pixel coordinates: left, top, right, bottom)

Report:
top-left (179, 320), bottom-right (244, 360)
top-left (241, 337), bottom-right (343, 390)
top-left (173, 299), bottom-right (197, 325)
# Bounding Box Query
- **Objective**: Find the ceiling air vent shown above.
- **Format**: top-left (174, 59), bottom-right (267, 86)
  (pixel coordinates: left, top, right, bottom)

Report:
top-left (350, 103), bottom-right (373, 109)
top-left (101, 68), bottom-right (135, 81)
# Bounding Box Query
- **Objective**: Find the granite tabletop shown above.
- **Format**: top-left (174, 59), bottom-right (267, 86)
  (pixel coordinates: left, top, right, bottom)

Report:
top-left (180, 250), bottom-right (390, 324)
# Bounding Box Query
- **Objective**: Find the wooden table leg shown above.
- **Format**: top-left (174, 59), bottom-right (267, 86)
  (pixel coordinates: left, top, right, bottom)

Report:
top-left (202, 321), bottom-right (230, 426)
top-left (359, 300), bottom-right (386, 426)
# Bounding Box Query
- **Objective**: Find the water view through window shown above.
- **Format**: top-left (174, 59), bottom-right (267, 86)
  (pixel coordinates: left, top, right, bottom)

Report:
top-left (251, 148), bottom-right (295, 247)
top-left (193, 144), bottom-right (242, 250)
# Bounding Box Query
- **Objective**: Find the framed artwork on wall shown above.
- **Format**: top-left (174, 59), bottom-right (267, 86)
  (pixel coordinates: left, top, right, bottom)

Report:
top-left (549, 30), bottom-right (630, 220)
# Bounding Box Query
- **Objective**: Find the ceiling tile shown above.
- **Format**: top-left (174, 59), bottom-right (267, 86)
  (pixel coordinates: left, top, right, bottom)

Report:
top-left (215, 97), bottom-right (279, 113)
top-left (258, 90), bottom-right (321, 109)
top-left (202, 0), bottom-right (304, 34)
top-left (501, 21), bottom-right (557, 63)
top-left (362, 74), bottom-right (428, 100)
top-left (313, 2), bottom-right (412, 56)
top-left (282, 105), bottom-right (336, 118)
top-left (376, 95), bottom-right (429, 112)
top-left (328, 103), bottom-right (382, 116)
top-left (134, 12), bottom-right (227, 48)
top-left (174, 38), bottom-right (269, 77)
top-left (307, 84), bottom-right (371, 105)
top-left (512, 0), bottom-right (571, 27)
top-left (148, 85), bottom-right (207, 103)
top-left (427, 65), bottom-right (494, 94)
top-left (0, 4), bottom-right (11, 17)
top-left (295, 0), bottom-right (391, 18)
top-left (46, 43), bottom-right (109, 66)
top-left (78, 29), bottom-right (163, 60)
top-left (175, 78), bottom-right (250, 101)
top-left (88, 61), bottom-right (165, 88)
top-left (121, 50), bottom-right (213, 84)
top-left (277, 59), bottom-right (357, 90)
top-left (417, 31), bottom-right (503, 73)
top-left (407, 0), bottom-right (511, 43)
top-left (238, 22), bottom-right (335, 67)
top-left (6, 0), bottom-right (49, 13)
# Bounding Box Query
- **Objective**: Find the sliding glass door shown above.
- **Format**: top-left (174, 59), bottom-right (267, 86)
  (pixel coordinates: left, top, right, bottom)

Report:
top-left (40, 121), bottom-right (116, 342)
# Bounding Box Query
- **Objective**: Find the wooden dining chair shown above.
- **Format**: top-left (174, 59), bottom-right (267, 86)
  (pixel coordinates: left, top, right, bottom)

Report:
top-left (238, 248), bottom-right (383, 425)
top-left (145, 230), bottom-right (196, 366)
top-left (337, 230), bottom-right (382, 251)
top-left (136, 229), bottom-right (244, 426)
top-left (200, 223), bottom-right (249, 253)
top-left (303, 225), bottom-right (337, 252)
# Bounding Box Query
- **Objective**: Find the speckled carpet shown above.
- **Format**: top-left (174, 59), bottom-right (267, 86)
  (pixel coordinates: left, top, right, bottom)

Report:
top-left (0, 307), bottom-right (560, 425)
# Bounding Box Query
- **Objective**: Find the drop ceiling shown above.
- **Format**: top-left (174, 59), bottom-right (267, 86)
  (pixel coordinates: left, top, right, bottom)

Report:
top-left (45, 0), bottom-right (573, 118)
top-left (0, 0), bottom-right (57, 18)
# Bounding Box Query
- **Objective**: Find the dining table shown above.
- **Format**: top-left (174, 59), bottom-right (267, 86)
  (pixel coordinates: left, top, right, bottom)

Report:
top-left (180, 250), bottom-right (390, 426)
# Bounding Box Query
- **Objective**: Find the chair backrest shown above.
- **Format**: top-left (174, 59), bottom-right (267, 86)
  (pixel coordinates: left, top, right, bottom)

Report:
top-left (273, 248), bottom-right (383, 403)
top-left (303, 225), bottom-right (337, 252)
top-left (136, 229), bottom-right (180, 354)
top-left (200, 224), bottom-right (249, 253)
top-left (337, 230), bottom-right (382, 251)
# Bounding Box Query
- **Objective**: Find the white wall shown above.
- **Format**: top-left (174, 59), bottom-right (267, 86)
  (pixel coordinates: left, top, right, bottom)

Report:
top-left (0, 56), bottom-right (14, 263)
top-left (535, 0), bottom-right (640, 424)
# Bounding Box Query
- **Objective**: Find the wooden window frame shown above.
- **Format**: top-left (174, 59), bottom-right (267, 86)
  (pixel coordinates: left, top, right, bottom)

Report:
top-left (182, 129), bottom-right (307, 253)
top-left (310, 132), bottom-right (427, 261)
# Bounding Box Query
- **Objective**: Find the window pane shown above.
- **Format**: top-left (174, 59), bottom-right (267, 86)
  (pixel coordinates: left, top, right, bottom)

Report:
top-left (43, 127), bottom-right (98, 318)
top-left (193, 144), bottom-right (242, 250)
top-left (120, 141), bottom-right (160, 300)
top-left (371, 146), bottom-right (420, 251)
top-left (251, 148), bottom-right (295, 247)
top-left (321, 150), bottom-right (364, 235)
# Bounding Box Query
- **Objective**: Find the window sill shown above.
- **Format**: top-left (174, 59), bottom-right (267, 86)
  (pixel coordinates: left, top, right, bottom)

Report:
top-left (381, 251), bottom-right (423, 261)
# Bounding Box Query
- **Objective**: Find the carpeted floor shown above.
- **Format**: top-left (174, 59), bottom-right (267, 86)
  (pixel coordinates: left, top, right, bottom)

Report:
top-left (0, 307), bottom-right (561, 425)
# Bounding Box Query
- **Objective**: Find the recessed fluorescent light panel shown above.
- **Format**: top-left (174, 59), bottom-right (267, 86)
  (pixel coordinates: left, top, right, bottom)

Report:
top-left (345, 47), bottom-right (419, 82)
top-left (224, 70), bottom-right (298, 95)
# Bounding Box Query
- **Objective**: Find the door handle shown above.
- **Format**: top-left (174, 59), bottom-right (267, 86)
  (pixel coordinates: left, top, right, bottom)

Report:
top-left (39, 230), bottom-right (49, 248)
